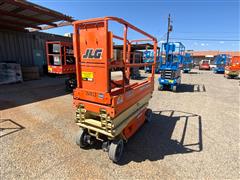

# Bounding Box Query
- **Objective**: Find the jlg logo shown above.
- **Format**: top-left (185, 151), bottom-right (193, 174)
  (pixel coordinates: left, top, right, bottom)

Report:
top-left (82, 48), bottom-right (103, 59)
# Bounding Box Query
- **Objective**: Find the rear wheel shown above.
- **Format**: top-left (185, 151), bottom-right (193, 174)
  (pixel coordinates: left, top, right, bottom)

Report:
top-left (145, 109), bottom-right (153, 122)
top-left (108, 139), bottom-right (124, 163)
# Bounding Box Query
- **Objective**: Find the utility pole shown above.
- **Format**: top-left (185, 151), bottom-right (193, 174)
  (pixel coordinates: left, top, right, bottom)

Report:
top-left (166, 14), bottom-right (172, 43)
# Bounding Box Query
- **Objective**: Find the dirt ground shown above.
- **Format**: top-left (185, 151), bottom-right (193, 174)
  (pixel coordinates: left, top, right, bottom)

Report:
top-left (0, 69), bottom-right (239, 179)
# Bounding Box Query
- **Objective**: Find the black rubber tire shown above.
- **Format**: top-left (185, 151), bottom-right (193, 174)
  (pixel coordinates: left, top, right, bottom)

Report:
top-left (65, 78), bottom-right (77, 92)
top-left (158, 85), bottom-right (163, 91)
top-left (172, 86), bottom-right (177, 92)
top-left (145, 108), bottom-right (153, 122)
top-left (76, 129), bottom-right (88, 148)
top-left (108, 139), bottom-right (124, 163)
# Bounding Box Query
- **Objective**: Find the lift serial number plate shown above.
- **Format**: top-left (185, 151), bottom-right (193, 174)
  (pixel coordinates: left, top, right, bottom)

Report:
top-left (82, 71), bottom-right (94, 81)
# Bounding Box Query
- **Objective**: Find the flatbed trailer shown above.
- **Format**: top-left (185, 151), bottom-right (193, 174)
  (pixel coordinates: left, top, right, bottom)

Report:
top-left (72, 17), bottom-right (157, 163)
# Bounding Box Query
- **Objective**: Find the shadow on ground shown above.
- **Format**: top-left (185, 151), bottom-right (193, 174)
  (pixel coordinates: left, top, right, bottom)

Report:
top-left (187, 71), bottom-right (200, 74)
top-left (177, 84), bottom-right (206, 93)
top-left (119, 110), bottom-right (203, 165)
top-left (159, 84), bottom-right (206, 93)
top-left (0, 119), bottom-right (25, 138)
top-left (0, 76), bottom-right (70, 110)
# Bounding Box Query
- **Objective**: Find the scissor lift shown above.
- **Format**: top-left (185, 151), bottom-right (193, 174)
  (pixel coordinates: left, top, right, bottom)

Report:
top-left (213, 54), bottom-right (229, 74)
top-left (158, 42), bottom-right (184, 91)
top-left (182, 53), bottom-right (193, 73)
top-left (46, 41), bottom-right (76, 91)
top-left (143, 46), bottom-right (161, 73)
top-left (72, 17), bottom-right (157, 163)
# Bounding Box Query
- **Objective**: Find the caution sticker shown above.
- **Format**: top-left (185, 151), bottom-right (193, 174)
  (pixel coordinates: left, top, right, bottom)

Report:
top-left (48, 67), bottom-right (52, 72)
top-left (82, 71), bottom-right (94, 81)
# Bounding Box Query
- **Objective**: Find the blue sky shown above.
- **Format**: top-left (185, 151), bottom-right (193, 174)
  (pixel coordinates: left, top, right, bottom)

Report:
top-left (31, 0), bottom-right (239, 51)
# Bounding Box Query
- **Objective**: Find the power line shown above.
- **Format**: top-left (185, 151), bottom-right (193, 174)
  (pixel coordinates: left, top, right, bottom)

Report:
top-left (173, 31), bottom-right (239, 34)
top-left (169, 38), bottom-right (240, 41)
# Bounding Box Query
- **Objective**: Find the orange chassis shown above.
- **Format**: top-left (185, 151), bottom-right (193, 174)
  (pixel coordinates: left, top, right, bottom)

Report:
top-left (46, 41), bottom-right (77, 91)
top-left (46, 41), bottom-right (76, 74)
top-left (224, 56), bottom-right (240, 78)
top-left (73, 17), bottom-right (157, 163)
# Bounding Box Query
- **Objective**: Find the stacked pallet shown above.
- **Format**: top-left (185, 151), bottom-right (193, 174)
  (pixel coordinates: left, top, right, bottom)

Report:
top-left (21, 66), bottom-right (40, 81)
top-left (0, 63), bottom-right (23, 85)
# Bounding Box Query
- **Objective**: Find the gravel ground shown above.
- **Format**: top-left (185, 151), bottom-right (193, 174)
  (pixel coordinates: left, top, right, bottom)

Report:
top-left (0, 69), bottom-right (239, 179)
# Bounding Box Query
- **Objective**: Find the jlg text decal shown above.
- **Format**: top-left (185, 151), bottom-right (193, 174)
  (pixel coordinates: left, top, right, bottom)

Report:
top-left (82, 48), bottom-right (103, 59)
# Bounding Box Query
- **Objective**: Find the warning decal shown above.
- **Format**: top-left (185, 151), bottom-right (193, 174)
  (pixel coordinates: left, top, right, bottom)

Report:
top-left (48, 67), bottom-right (52, 72)
top-left (82, 71), bottom-right (94, 81)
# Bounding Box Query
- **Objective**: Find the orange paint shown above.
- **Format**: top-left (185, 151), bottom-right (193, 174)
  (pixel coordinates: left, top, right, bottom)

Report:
top-left (46, 41), bottom-right (76, 74)
top-left (226, 56), bottom-right (240, 71)
top-left (225, 56), bottom-right (240, 78)
top-left (123, 108), bottom-right (146, 139)
top-left (72, 17), bottom-right (157, 138)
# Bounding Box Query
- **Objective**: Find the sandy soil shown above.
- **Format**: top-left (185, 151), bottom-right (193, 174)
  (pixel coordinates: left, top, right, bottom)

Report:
top-left (0, 69), bottom-right (239, 179)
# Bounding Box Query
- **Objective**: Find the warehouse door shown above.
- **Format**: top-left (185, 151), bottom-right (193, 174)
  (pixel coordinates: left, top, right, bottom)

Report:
top-left (33, 49), bottom-right (44, 74)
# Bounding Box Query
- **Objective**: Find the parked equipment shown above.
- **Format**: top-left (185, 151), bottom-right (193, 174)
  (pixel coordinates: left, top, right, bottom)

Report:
top-left (158, 14), bottom-right (184, 92)
top-left (224, 56), bottom-right (240, 78)
top-left (158, 42), bottom-right (184, 92)
top-left (143, 48), bottom-right (161, 73)
top-left (199, 59), bottom-right (211, 70)
top-left (46, 41), bottom-right (76, 91)
top-left (72, 17), bottom-right (157, 163)
top-left (182, 53), bottom-right (193, 73)
top-left (213, 54), bottom-right (229, 73)
top-left (114, 43), bottom-right (154, 79)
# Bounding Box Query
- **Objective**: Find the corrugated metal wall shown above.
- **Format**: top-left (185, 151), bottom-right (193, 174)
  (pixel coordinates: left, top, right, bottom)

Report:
top-left (0, 30), bottom-right (71, 66)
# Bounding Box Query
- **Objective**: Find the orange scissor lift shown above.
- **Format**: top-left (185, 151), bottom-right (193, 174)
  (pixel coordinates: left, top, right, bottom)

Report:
top-left (73, 17), bottom-right (157, 163)
top-left (46, 41), bottom-right (77, 91)
top-left (224, 56), bottom-right (240, 78)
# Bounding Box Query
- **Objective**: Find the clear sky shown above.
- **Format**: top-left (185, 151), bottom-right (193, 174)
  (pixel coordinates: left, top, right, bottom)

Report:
top-left (31, 0), bottom-right (240, 51)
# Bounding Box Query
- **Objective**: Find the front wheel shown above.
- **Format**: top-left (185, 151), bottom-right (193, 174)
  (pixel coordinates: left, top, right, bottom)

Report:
top-left (158, 85), bottom-right (163, 91)
top-left (172, 86), bottom-right (177, 92)
top-left (108, 139), bottom-right (124, 163)
top-left (65, 77), bottom-right (77, 92)
top-left (76, 129), bottom-right (89, 148)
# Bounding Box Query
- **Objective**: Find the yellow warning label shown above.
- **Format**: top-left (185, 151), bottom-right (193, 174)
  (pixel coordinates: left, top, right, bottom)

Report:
top-left (82, 71), bottom-right (94, 81)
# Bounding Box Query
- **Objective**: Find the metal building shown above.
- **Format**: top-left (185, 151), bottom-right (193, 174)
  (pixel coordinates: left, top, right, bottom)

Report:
top-left (0, 30), bottom-right (71, 69)
top-left (0, 0), bottom-right (74, 73)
